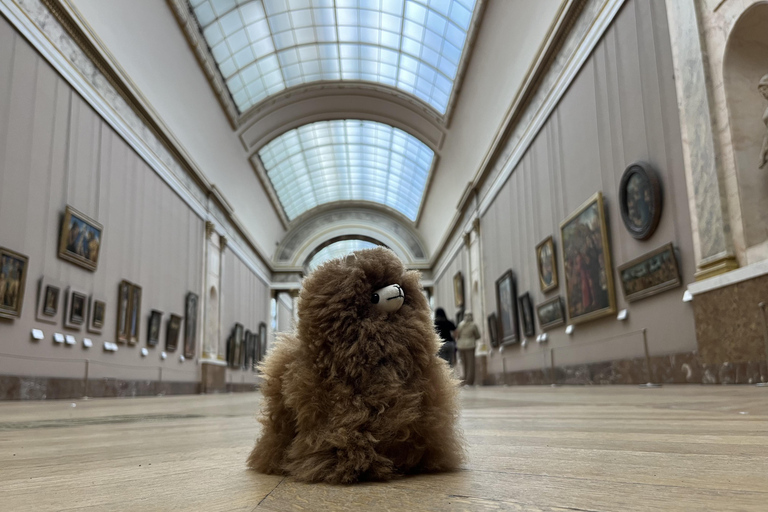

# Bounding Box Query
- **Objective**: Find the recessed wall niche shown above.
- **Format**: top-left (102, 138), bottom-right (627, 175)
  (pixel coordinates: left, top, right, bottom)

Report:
top-left (723, 2), bottom-right (768, 250)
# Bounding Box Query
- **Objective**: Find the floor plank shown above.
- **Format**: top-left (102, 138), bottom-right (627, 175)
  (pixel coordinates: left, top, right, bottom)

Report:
top-left (1, 385), bottom-right (767, 511)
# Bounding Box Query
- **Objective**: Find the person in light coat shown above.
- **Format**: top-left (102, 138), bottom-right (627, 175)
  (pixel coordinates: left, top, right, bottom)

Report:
top-left (455, 312), bottom-right (481, 386)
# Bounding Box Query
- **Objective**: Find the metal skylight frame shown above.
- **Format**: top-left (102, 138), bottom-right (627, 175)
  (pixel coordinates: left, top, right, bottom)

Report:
top-left (189, 0), bottom-right (478, 115)
top-left (258, 119), bottom-right (434, 221)
top-left (308, 239), bottom-right (377, 269)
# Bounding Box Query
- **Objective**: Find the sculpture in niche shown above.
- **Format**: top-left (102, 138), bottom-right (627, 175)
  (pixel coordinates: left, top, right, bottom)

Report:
top-left (759, 73), bottom-right (768, 169)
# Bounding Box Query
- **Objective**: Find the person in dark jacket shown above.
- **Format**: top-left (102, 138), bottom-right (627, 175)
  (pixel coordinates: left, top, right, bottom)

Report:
top-left (435, 308), bottom-right (457, 367)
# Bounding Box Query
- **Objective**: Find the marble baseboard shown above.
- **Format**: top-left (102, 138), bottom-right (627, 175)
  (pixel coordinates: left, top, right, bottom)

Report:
top-left (484, 351), bottom-right (768, 386)
top-left (0, 375), bottom-right (260, 400)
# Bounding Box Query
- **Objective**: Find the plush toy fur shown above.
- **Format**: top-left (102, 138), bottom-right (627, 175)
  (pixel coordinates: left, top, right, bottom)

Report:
top-left (247, 247), bottom-right (464, 484)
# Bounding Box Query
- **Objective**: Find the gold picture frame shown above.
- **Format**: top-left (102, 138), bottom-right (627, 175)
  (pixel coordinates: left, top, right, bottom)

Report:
top-left (560, 192), bottom-right (616, 324)
top-left (618, 243), bottom-right (681, 302)
top-left (58, 206), bottom-right (103, 272)
top-left (0, 247), bottom-right (29, 320)
top-left (116, 280), bottom-right (131, 343)
top-left (535, 236), bottom-right (558, 293)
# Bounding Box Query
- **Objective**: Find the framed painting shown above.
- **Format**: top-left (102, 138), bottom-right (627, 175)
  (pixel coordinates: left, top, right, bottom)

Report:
top-left (536, 296), bottom-right (566, 331)
top-left (116, 280), bottom-right (132, 343)
top-left (519, 292), bottom-right (535, 337)
top-left (230, 323), bottom-right (244, 369)
top-left (495, 270), bottom-right (519, 345)
top-left (166, 314), bottom-right (182, 352)
top-left (453, 271), bottom-right (465, 309)
top-left (257, 322), bottom-right (267, 367)
top-left (560, 192), bottom-right (617, 324)
top-left (58, 206), bottom-right (103, 271)
top-left (0, 247), bottom-right (28, 320)
top-left (87, 295), bottom-right (106, 334)
top-left (487, 313), bottom-right (499, 349)
top-left (36, 276), bottom-right (62, 324)
top-left (184, 292), bottom-right (198, 359)
top-left (619, 162), bottom-right (662, 240)
top-left (147, 310), bottom-right (163, 346)
top-left (64, 288), bottom-right (87, 330)
top-left (618, 243), bottom-right (681, 302)
top-left (536, 236), bottom-right (558, 293)
top-left (244, 329), bottom-right (252, 370)
top-left (128, 284), bottom-right (142, 345)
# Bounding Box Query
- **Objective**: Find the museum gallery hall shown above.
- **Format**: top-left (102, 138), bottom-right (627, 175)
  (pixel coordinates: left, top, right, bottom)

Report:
top-left (1, 0), bottom-right (767, 510)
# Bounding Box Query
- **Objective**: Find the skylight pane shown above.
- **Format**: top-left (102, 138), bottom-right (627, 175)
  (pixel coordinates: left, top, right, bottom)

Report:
top-left (191, 0), bottom-right (478, 114)
top-left (308, 240), bottom-right (378, 270)
top-left (259, 120), bottom-right (433, 221)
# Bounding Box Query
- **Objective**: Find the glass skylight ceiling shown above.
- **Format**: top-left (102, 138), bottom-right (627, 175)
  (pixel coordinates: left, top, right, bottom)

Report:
top-left (259, 120), bottom-right (433, 220)
top-left (190, 0), bottom-right (478, 114)
top-left (308, 239), bottom-right (377, 270)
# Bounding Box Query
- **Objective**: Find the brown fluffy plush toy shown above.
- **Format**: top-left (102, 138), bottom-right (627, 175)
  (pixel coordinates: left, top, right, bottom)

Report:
top-left (247, 247), bottom-right (464, 484)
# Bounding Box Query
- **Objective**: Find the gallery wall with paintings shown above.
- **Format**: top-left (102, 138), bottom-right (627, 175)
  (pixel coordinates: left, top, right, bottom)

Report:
top-left (432, 246), bottom-right (469, 328)
top-left (0, 17), bottom-right (269, 392)
top-left (478, 0), bottom-right (698, 377)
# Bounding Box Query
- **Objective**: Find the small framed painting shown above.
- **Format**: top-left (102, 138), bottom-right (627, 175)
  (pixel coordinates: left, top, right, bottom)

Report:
top-left (128, 284), bottom-right (142, 345)
top-left (487, 313), bottom-right (499, 349)
top-left (36, 276), bottom-right (62, 325)
top-left (147, 310), bottom-right (163, 346)
top-left (244, 329), bottom-right (252, 370)
top-left (184, 292), bottom-right (198, 359)
top-left (58, 206), bottom-right (103, 271)
top-left (116, 280), bottom-right (132, 343)
top-left (0, 247), bottom-right (29, 320)
top-left (495, 270), bottom-right (520, 345)
top-left (87, 295), bottom-right (106, 334)
top-left (536, 236), bottom-right (558, 293)
top-left (166, 314), bottom-right (182, 352)
top-left (519, 292), bottom-right (535, 338)
top-left (618, 243), bottom-right (681, 302)
top-left (536, 296), bottom-right (566, 331)
top-left (453, 271), bottom-right (464, 309)
top-left (64, 288), bottom-right (87, 330)
top-left (619, 162), bottom-right (662, 240)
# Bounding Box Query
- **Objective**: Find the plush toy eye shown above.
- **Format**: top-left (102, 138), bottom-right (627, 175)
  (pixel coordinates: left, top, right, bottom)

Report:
top-left (371, 293), bottom-right (380, 304)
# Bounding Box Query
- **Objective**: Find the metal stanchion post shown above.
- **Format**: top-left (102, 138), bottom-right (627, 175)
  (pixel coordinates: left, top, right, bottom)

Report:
top-left (757, 302), bottom-right (768, 387)
top-left (640, 328), bottom-right (662, 388)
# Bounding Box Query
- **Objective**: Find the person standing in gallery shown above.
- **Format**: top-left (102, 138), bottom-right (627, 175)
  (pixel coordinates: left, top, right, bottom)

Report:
top-left (434, 308), bottom-right (457, 367)
top-left (455, 312), bottom-right (481, 386)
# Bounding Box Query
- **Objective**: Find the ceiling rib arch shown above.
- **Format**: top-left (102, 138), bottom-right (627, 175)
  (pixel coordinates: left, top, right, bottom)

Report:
top-left (305, 237), bottom-right (382, 270)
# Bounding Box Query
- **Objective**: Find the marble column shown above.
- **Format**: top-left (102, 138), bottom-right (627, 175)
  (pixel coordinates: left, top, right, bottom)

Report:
top-left (466, 218), bottom-right (488, 384)
top-left (663, 0), bottom-right (739, 280)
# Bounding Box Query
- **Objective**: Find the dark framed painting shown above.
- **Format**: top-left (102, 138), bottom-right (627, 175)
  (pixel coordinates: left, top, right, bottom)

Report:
top-left (58, 206), bottom-right (103, 271)
top-left (147, 310), bottom-right (163, 346)
top-left (116, 280), bottom-right (132, 343)
top-left (166, 314), bottom-right (182, 351)
top-left (64, 288), bottom-right (87, 330)
top-left (128, 284), bottom-right (142, 345)
top-left (618, 243), bottom-right (682, 302)
top-left (487, 313), bottom-right (499, 349)
top-left (87, 295), bottom-right (106, 334)
top-left (244, 329), bottom-right (252, 370)
top-left (619, 162), bottom-right (662, 240)
top-left (495, 270), bottom-right (520, 345)
top-left (184, 292), bottom-right (198, 359)
top-left (453, 271), bottom-right (465, 309)
top-left (536, 236), bottom-right (558, 293)
top-left (519, 292), bottom-right (535, 337)
top-left (536, 296), bottom-right (566, 331)
top-left (0, 247), bottom-right (28, 320)
top-left (257, 322), bottom-right (267, 367)
top-left (229, 323), bottom-right (244, 369)
top-left (36, 276), bottom-right (61, 324)
top-left (560, 192), bottom-right (617, 324)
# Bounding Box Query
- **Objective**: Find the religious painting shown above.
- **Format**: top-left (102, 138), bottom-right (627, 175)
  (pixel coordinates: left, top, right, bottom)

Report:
top-left (128, 284), bottom-right (142, 345)
top-left (36, 276), bottom-right (61, 324)
top-left (536, 236), bottom-right (558, 293)
top-left (495, 270), bottom-right (519, 345)
top-left (147, 310), bottom-right (163, 346)
top-left (536, 296), bottom-right (566, 331)
top-left (116, 280), bottom-right (132, 343)
top-left (560, 192), bottom-right (616, 324)
top-left (618, 243), bottom-right (682, 302)
top-left (64, 288), bottom-right (87, 330)
top-left (453, 271), bottom-right (465, 309)
top-left (0, 247), bottom-right (28, 320)
top-left (184, 292), bottom-right (198, 359)
top-left (58, 206), bottom-right (103, 271)
top-left (487, 313), bottom-right (499, 349)
top-left (619, 162), bottom-right (662, 240)
top-left (87, 296), bottom-right (106, 334)
top-left (166, 314), bottom-right (182, 352)
top-left (519, 292), bottom-right (535, 338)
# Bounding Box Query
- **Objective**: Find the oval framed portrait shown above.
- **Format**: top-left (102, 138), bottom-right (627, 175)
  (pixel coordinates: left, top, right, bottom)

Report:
top-left (619, 162), bottom-right (662, 240)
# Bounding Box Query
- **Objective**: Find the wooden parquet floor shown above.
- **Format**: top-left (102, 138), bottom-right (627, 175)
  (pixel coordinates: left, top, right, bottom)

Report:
top-left (1, 385), bottom-right (767, 511)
